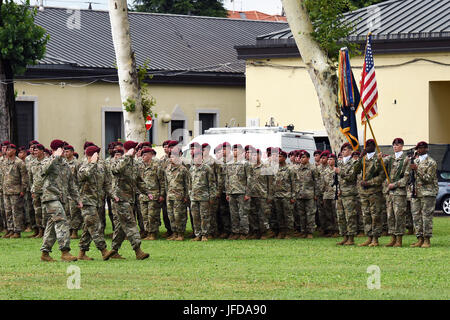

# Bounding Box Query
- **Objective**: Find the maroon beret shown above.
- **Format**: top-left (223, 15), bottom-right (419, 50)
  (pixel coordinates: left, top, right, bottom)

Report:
top-left (328, 153), bottom-right (337, 159)
top-left (233, 144), bottom-right (243, 150)
top-left (415, 141), bottom-right (428, 149)
top-left (244, 145), bottom-right (253, 152)
top-left (168, 140), bottom-right (179, 148)
top-left (300, 150), bottom-right (310, 158)
top-left (35, 144), bottom-right (45, 151)
top-left (341, 142), bottom-right (352, 151)
top-left (8, 144), bottom-right (17, 149)
top-left (2, 140), bottom-right (11, 146)
top-left (222, 142), bottom-right (231, 148)
top-left (202, 143), bottom-right (210, 150)
top-left (366, 139), bottom-right (376, 146)
top-left (18, 146), bottom-right (26, 151)
top-left (114, 149), bottom-right (124, 155)
top-left (141, 142), bottom-right (151, 148)
top-left (85, 145), bottom-right (101, 157)
top-left (313, 150), bottom-right (322, 156)
top-left (351, 151), bottom-right (361, 157)
top-left (288, 151), bottom-right (295, 157)
top-left (141, 147), bottom-right (153, 155)
top-left (50, 139), bottom-right (65, 151)
top-left (44, 149), bottom-right (52, 155)
top-left (392, 138), bottom-right (404, 145)
top-left (116, 141), bottom-right (123, 146)
top-left (64, 145), bottom-right (74, 151)
top-left (28, 140), bottom-right (39, 147)
top-left (162, 140), bottom-right (170, 147)
top-left (107, 142), bottom-right (116, 149)
top-left (123, 141), bottom-right (138, 150)
top-left (279, 150), bottom-right (287, 158)
top-left (83, 141), bottom-right (95, 150)
top-left (190, 142), bottom-right (201, 149)
top-left (320, 150), bottom-right (330, 158)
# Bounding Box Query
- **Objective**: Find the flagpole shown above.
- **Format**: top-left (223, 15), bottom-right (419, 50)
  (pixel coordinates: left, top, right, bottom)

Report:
top-left (363, 122), bottom-right (367, 179)
top-left (360, 32), bottom-right (390, 184)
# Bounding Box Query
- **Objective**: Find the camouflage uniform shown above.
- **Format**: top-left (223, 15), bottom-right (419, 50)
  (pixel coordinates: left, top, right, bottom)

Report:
top-left (355, 172), bottom-right (365, 234)
top-left (384, 153), bottom-right (410, 236)
top-left (110, 154), bottom-right (148, 251)
top-left (272, 164), bottom-right (295, 234)
top-left (66, 158), bottom-right (83, 232)
top-left (189, 163), bottom-right (216, 237)
top-left (217, 158), bottom-right (231, 235)
top-left (293, 162), bottom-right (318, 235)
top-left (203, 156), bottom-right (220, 235)
top-left (247, 162), bottom-right (273, 234)
top-left (0, 158), bottom-right (5, 230)
top-left (40, 155), bottom-right (79, 253)
top-left (159, 154), bottom-right (173, 234)
top-left (359, 155), bottom-right (384, 238)
top-left (2, 156), bottom-right (27, 233)
top-left (23, 156), bottom-right (35, 228)
top-left (77, 160), bottom-right (112, 252)
top-left (225, 159), bottom-right (250, 235)
top-left (316, 164), bottom-right (329, 233)
top-left (29, 157), bottom-right (46, 229)
top-left (320, 166), bottom-right (338, 234)
top-left (336, 157), bottom-right (362, 236)
top-left (411, 155), bottom-right (438, 238)
top-left (164, 162), bottom-right (189, 235)
top-left (138, 159), bottom-right (165, 234)
top-left (103, 157), bottom-right (116, 232)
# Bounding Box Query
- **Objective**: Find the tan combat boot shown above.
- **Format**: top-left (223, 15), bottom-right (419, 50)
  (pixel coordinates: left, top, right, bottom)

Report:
top-left (336, 235), bottom-right (348, 245)
top-left (357, 231), bottom-right (365, 237)
top-left (344, 235), bottom-right (355, 245)
top-left (228, 233), bottom-right (239, 240)
top-left (148, 233), bottom-right (157, 240)
top-left (101, 248), bottom-right (112, 261)
top-left (410, 236), bottom-right (424, 247)
top-left (135, 247), bottom-right (150, 260)
top-left (36, 228), bottom-right (44, 238)
top-left (305, 234), bottom-right (313, 239)
top-left (393, 235), bottom-right (402, 247)
top-left (201, 235), bottom-right (208, 241)
top-left (61, 250), bottom-right (78, 262)
top-left (167, 232), bottom-right (177, 240)
top-left (191, 236), bottom-right (201, 241)
top-left (10, 232), bottom-right (21, 239)
top-left (77, 250), bottom-right (94, 261)
top-left (368, 237), bottom-right (379, 247)
top-left (41, 251), bottom-right (56, 262)
top-left (421, 237), bottom-right (431, 248)
top-left (110, 252), bottom-right (126, 260)
top-left (358, 236), bottom-right (373, 247)
top-left (175, 233), bottom-right (184, 241)
top-left (385, 235), bottom-right (396, 247)
top-left (3, 231), bottom-right (12, 238)
top-left (70, 230), bottom-right (78, 239)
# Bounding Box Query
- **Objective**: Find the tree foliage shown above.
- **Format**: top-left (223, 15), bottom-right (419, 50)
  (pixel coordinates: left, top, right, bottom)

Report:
top-left (133, 0), bottom-right (228, 17)
top-left (347, 0), bottom-right (389, 11)
top-left (0, 0), bottom-right (49, 75)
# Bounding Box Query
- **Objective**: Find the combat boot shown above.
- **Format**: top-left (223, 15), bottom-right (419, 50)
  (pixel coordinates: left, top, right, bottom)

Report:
top-left (167, 232), bottom-right (177, 240)
top-left (201, 236), bottom-right (208, 242)
top-left (219, 232), bottom-right (229, 239)
top-left (336, 235), bottom-right (348, 245)
top-left (368, 237), bottom-right (379, 247)
top-left (385, 235), bottom-right (396, 247)
top-left (101, 249), bottom-right (112, 261)
top-left (239, 234), bottom-right (249, 240)
top-left (191, 236), bottom-right (201, 241)
top-left (421, 237), bottom-right (431, 248)
top-left (3, 231), bottom-right (13, 238)
top-left (305, 234), bottom-right (313, 239)
top-left (228, 233), bottom-right (239, 240)
top-left (110, 252), bottom-right (126, 260)
top-left (358, 236), bottom-right (373, 247)
top-left (77, 250), bottom-right (94, 261)
top-left (344, 235), bottom-right (354, 245)
top-left (10, 232), bottom-right (21, 239)
top-left (393, 235), bottom-right (402, 247)
top-left (61, 250), bottom-right (78, 262)
top-left (36, 228), bottom-right (44, 238)
top-left (134, 247), bottom-right (150, 260)
top-left (40, 251), bottom-right (56, 262)
top-left (29, 227), bottom-right (39, 238)
top-left (410, 236), bottom-right (424, 247)
top-left (276, 232), bottom-right (286, 239)
top-left (357, 231), bottom-right (365, 237)
top-left (103, 249), bottom-right (118, 260)
top-left (148, 233), bottom-right (157, 240)
top-left (175, 233), bottom-right (184, 241)
top-left (70, 230), bottom-right (78, 239)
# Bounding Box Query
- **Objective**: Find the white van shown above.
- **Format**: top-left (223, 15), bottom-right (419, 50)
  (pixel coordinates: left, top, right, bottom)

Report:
top-left (181, 126), bottom-right (317, 163)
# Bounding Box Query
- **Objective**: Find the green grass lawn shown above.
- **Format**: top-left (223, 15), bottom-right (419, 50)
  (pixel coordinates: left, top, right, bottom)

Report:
top-left (0, 216), bottom-right (449, 300)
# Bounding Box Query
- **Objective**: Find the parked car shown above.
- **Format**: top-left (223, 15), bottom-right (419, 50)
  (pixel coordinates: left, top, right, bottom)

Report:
top-left (437, 171), bottom-right (450, 214)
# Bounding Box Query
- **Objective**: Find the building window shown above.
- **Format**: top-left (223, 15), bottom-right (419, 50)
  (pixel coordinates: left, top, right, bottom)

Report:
top-left (15, 101), bottom-right (34, 148)
top-left (171, 120), bottom-right (185, 142)
top-left (198, 113), bottom-right (216, 134)
top-left (105, 111), bottom-right (124, 148)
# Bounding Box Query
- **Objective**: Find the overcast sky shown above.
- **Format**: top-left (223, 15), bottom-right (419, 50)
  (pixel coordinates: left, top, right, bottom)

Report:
top-left (26, 0), bottom-right (283, 15)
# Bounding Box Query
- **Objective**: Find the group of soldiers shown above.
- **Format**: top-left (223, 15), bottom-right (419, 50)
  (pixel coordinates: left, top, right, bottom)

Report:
top-left (0, 135), bottom-right (438, 262)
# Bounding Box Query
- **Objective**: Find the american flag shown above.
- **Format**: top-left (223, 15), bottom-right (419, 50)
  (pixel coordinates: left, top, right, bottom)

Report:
top-left (359, 34), bottom-right (378, 124)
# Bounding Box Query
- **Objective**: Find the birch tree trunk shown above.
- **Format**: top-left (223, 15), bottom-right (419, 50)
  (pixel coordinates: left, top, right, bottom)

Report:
top-left (108, 0), bottom-right (146, 142)
top-left (281, 0), bottom-right (346, 153)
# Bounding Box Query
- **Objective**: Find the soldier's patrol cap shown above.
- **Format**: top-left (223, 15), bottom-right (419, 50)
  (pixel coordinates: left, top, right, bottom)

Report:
top-left (392, 138), bottom-right (404, 145)
top-left (64, 145), bottom-right (74, 151)
top-left (313, 150), bottom-right (322, 156)
top-left (83, 141), bottom-right (95, 150)
top-left (366, 139), bottom-right (376, 147)
top-left (320, 150), bottom-right (330, 158)
top-left (2, 140), bottom-right (11, 146)
top-left (85, 145), bottom-right (101, 157)
top-left (233, 144), bottom-right (243, 150)
top-left (141, 147), bottom-right (153, 155)
top-left (415, 141), bottom-right (428, 149)
top-left (35, 144), bottom-right (45, 151)
top-left (50, 139), bottom-right (65, 151)
top-left (341, 142), bottom-right (352, 151)
top-left (328, 153), bottom-right (337, 159)
top-left (202, 143), bottom-right (210, 150)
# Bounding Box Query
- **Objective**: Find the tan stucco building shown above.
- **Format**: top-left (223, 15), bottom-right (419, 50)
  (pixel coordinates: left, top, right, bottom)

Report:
top-left (14, 7), bottom-right (286, 156)
top-left (236, 0), bottom-right (450, 147)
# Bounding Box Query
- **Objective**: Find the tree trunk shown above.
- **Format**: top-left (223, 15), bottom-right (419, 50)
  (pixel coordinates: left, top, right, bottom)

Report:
top-left (281, 0), bottom-right (346, 153)
top-left (0, 60), bottom-right (17, 144)
top-left (108, 0), bottom-right (146, 142)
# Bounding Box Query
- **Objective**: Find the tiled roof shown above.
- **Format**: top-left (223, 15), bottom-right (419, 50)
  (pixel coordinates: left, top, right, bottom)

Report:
top-left (33, 7), bottom-right (287, 73)
top-left (257, 0), bottom-right (450, 42)
top-left (227, 10), bottom-right (287, 22)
